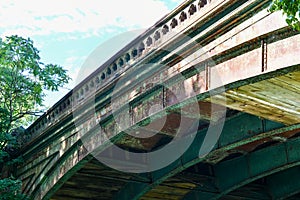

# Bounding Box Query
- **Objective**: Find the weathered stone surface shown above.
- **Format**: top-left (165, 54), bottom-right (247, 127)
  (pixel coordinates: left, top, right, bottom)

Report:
top-left (16, 0), bottom-right (300, 199)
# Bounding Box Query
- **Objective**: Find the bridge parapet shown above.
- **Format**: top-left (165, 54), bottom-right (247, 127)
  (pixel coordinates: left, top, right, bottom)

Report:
top-left (27, 0), bottom-right (293, 142)
top-left (26, 0), bottom-right (215, 141)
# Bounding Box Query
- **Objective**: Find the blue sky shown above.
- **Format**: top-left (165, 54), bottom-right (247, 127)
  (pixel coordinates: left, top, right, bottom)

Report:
top-left (0, 0), bottom-right (183, 107)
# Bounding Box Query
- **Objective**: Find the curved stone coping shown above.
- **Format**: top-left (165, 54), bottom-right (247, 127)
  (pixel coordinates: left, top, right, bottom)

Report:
top-left (25, 0), bottom-right (237, 141)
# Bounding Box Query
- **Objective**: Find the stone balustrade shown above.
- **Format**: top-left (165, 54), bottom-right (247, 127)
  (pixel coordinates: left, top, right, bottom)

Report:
top-left (26, 0), bottom-right (212, 140)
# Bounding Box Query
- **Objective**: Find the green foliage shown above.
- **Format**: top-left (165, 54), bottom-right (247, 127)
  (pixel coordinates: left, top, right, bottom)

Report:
top-left (269, 0), bottom-right (300, 30)
top-left (0, 177), bottom-right (28, 200)
top-left (0, 128), bottom-right (28, 200)
top-left (0, 35), bottom-right (71, 133)
top-left (0, 35), bottom-right (71, 199)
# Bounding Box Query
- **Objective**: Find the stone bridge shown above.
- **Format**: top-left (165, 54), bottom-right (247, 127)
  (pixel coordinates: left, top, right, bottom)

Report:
top-left (18, 0), bottom-right (300, 199)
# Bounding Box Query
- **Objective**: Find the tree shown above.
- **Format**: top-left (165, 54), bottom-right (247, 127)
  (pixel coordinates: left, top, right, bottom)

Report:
top-left (0, 178), bottom-right (24, 200)
top-left (0, 35), bottom-right (71, 199)
top-left (269, 0), bottom-right (300, 30)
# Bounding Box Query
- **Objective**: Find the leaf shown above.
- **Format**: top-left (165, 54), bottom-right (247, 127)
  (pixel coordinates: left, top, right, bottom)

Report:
top-left (0, 35), bottom-right (70, 199)
top-left (269, 0), bottom-right (300, 31)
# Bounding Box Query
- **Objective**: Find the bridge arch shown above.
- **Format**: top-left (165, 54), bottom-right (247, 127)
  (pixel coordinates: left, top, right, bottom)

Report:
top-left (16, 0), bottom-right (300, 199)
top-left (183, 136), bottom-right (300, 199)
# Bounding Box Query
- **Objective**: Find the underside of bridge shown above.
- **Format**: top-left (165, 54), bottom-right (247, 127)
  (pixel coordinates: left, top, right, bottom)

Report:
top-left (18, 0), bottom-right (300, 199)
top-left (50, 68), bottom-right (300, 200)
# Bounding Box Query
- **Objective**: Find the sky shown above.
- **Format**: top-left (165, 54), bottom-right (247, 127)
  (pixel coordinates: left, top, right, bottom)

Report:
top-left (0, 0), bottom-right (183, 108)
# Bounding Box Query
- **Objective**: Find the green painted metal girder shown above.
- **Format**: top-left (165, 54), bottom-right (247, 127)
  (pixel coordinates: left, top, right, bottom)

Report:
top-left (184, 192), bottom-right (264, 200)
top-left (113, 113), bottom-right (284, 200)
top-left (222, 195), bottom-right (265, 200)
top-left (20, 152), bottom-right (59, 195)
top-left (266, 156), bottom-right (300, 199)
top-left (112, 182), bottom-right (150, 200)
top-left (183, 135), bottom-right (300, 200)
top-left (41, 153), bottom-right (94, 200)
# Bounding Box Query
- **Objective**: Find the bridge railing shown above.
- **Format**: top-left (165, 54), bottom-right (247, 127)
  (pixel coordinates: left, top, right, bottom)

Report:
top-left (26, 0), bottom-right (214, 141)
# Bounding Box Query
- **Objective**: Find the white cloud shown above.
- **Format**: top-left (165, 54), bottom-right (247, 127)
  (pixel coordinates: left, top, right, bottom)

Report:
top-left (0, 0), bottom-right (172, 38)
top-left (42, 54), bottom-right (84, 107)
top-left (63, 55), bottom-right (86, 84)
top-left (170, 0), bottom-right (184, 3)
top-left (0, 0), bottom-right (182, 107)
